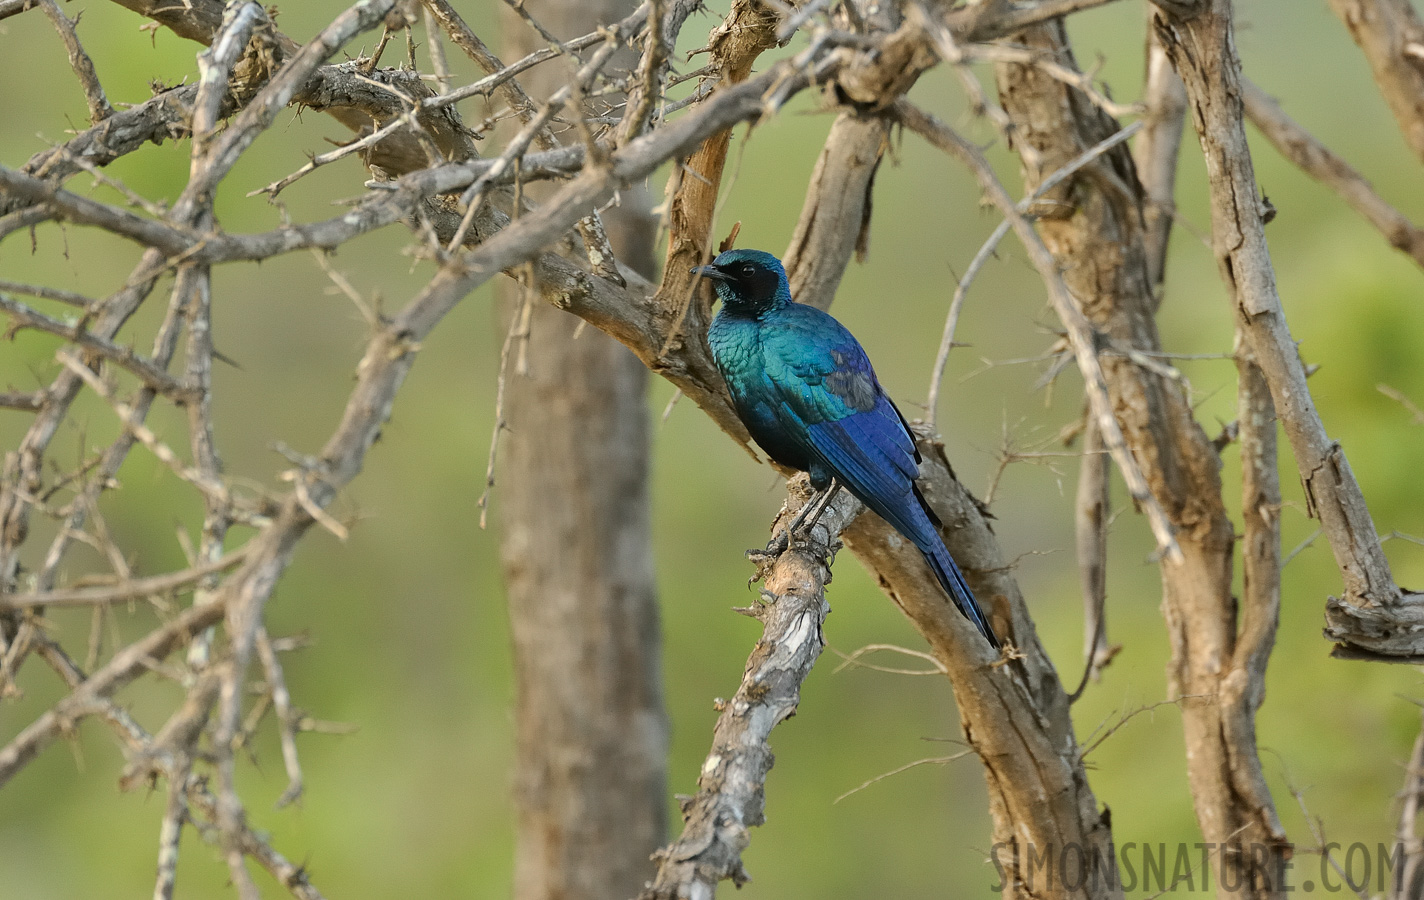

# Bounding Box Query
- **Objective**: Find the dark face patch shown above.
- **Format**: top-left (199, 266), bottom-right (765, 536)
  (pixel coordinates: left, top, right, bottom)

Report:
top-left (726, 260), bottom-right (781, 304)
top-left (706, 250), bottom-right (790, 316)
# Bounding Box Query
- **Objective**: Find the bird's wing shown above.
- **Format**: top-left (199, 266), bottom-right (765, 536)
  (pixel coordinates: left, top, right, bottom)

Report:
top-left (760, 306), bottom-right (921, 503)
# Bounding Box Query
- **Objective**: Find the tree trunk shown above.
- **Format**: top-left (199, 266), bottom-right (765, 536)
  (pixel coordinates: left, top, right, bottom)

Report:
top-left (994, 19), bottom-right (1289, 897)
top-left (497, 2), bottom-right (667, 898)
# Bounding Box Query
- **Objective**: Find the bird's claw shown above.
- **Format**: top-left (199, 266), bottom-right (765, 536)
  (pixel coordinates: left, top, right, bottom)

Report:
top-left (745, 545), bottom-right (780, 585)
top-left (745, 526), bottom-right (795, 583)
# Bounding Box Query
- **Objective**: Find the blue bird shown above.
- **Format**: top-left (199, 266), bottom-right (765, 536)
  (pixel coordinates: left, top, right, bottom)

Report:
top-left (693, 248), bottom-right (999, 649)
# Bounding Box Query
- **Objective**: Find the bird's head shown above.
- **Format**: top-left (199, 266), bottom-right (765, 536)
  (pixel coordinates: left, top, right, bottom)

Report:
top-left (690, 248), bottom-right (791, 316)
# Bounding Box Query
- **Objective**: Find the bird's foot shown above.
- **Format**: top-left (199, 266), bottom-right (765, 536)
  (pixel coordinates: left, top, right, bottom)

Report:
top-left (745, 528), bottom-right (792, 584)
top-left (745, 548), bottom-right (779, 586)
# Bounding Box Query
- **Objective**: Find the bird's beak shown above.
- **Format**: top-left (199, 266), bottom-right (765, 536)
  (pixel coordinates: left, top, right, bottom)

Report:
top-left (689, 264), bottom-right (733, 282)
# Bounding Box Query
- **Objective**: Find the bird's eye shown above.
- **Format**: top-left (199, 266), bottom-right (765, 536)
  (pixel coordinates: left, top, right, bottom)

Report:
top-left (740, 264), bottom-right (755, 277)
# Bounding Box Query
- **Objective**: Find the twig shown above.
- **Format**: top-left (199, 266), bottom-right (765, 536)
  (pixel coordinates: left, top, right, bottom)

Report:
top-left (897, 102), bottom-right (1181, 563)
top-left (153, 755), bottom-right (192, 900)
top-left (618, 0), bottom-right (669, 145)
top-left (915, 6), bottom-right (1142, 120)
top-left (478, 285), bottom-right (530, 529)
top-left (0, 391), bottom-right (44, 412)
top-left (1069, 416), bottom-right (1113, 700)
top-left (1284, 774), bottom-right (1370, 900)
top-left (1282, 529), bottom-right (1321, 568)
top-left (38, 0), bottom-right (112, 124)
top-left (831, 642), bottom-right (947, 675)
top-left (1379, 383), bottom-right (1424, 424)
top-left (834, 750), bottom-right (973, 803)
top-left (0, 295), bottom-right (196, 401)
top-left (0, 597), bottom-right (227, 787)
top-left (55, 352), bottom-right (233, 510)
top-left (444, 37), bottom-right (622, 253)
top-left (1080, 697), bottom-right (1186, 759)
top-left (423, 2), bottom-right (648, 113)
top-left (256, 627), bottom-right (305, 808)
top-left (1243, 78), bottom-right (1424, 272)
top-left (422, 5), bottom-right (453, 92)
top-left (0, 548), bottom-right (250, 610)
top-left (502, 0), bottom-right (562, 45)
top-left (926, 120), bottom-right (1142, 426)
top-left (0, 279), bottom-right (94, 309)
top-left (1394, 708), bottom-right (1424, 899)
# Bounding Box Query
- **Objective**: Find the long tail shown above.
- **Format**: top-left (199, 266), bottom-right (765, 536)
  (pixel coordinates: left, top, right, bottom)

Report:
top-left (833, 469), bottom-right (1001, 648)
top-left (921, 539), bottom-right (1000, 649)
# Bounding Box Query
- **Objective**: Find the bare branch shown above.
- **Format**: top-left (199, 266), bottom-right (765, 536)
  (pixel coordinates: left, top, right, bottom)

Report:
top-left (925, 120), bottom-right (1142, 428)
top-left (0, 549), bottom-right (251, 610)
top-left (0, 0), bottom-right (40, 20)
top-left (0, 597), bottom-right (226, 787)
top-left (1073, 417), bottom-right (1114, 694)
top-left (1394, 709), bottom-right (1424, 899)
top-left (38, 0), bottom-right (113, 124)
top-left (894, 101), bottom-right (1182, 564)
top-left (1325, 0), bottom-right (1424, 164)
top-left (1132, 22), bottom-right (1187, 300)
top-left (1152, 0), bottom-right (1420, 655)
top-left (0, 294), bottom-right (196, 400)
top-left (781, 112), bottom-right (888, 310)
top-left (0, 391), bottom-right (44, 412)
top-left (641, 488), bottom-right (855, 899)
top-left (1242, 77), bottom-right (1424, 272)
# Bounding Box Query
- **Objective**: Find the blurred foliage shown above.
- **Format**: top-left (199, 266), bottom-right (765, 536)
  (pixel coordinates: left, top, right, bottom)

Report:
top-left (2, 1), bottom-right (1424, 897)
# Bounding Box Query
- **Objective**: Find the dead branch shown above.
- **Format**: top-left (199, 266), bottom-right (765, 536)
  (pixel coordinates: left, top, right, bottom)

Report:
top-left (1242, 76), bottom-right (1424, 272)
top-left (892, 101), bottom-right (1182, 565)
top-left (1325, 0), bottom-right (1424, 165)
top-left (1152, 0), bottom-right (1423, 656)
top-left (1073, 417), bottom-right (1114, 692)
top-left (641, 488), bottom-right (854, 898)
top-left (38, 0), bottom-right (113, 124)
top-left (0, 549), bottom-right (251, 611)
top-left (1132, 22), bottom-right (1186, 300)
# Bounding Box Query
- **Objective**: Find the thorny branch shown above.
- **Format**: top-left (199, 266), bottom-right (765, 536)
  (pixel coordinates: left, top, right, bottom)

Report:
top-left (3, 0), bottom-right (1423, 896)
top-left (892, 101), bottom-right (1183, 565)
top-left (641, 486), bottom-right (856, 899)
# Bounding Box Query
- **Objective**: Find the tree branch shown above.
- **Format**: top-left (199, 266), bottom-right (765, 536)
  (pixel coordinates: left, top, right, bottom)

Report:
top-left (1242, 76), bottom-right (1424, 272)
top-left (642, 487), bottom-right (854, 898)
top-left (1325, 0), bottom-right (1424, 165)
top-left (1152, 0), bottom-right (1421, 656)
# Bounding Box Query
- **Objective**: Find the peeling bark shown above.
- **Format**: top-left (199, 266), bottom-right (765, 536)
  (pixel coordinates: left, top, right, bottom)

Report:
top-left (1152, 0), bottom-right (1419, 658)
top-left (994, 18), bottom-right (1288, 897)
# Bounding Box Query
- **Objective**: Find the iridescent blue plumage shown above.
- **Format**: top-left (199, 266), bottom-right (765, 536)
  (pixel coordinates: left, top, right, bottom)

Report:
top-left (696, 248), bottom-right (999, 648)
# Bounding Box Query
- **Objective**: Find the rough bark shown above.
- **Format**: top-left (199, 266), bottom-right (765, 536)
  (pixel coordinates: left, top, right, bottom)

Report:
top-left (1241, 77), bottom-right (1424, 272)
top-left (1132, 21), bottom-right (1187, 301)
top-left (641, 484), bottom-right (855, 899)
top-left (993, 19), bottom-right (1288, 897)
top-left (1151, 0), bottom-right (1422, 658)
top-left (782, 112), bottom-right (887, 309)
top-left (496, 2), bottom-right (668, 899)
top-left (843, 434), bottom-right (1119, 900)
top-left (1326, 0), bottom-right (1424, 165)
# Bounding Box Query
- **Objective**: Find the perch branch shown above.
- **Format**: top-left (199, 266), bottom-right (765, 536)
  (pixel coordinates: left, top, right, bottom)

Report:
top-left (641, 488), bottom-right (857, 899)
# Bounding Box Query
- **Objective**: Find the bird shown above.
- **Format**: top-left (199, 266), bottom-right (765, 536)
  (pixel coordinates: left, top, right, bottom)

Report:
top-left (693, 248), bottom-right (1000, 649)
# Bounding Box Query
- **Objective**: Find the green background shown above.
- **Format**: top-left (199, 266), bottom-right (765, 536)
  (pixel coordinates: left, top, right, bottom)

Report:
top-left (2, 0), bottom-right (1423, 896)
